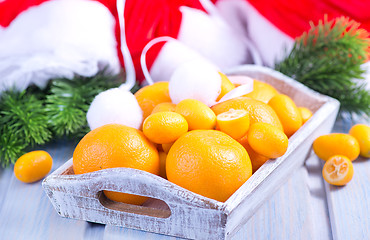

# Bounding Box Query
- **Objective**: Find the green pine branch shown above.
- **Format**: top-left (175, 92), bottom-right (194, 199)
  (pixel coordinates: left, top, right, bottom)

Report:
top-left (0, 70), bottom-right (126, 168)
top-left (45, 71), bottom-right (121, 138)
top-left (0, 90), bottom-right (51, 167)
top-left (275, 16), bottom-right (370, 116)
top-left (0, 127), bottom-right (28, 168)
top-left (45, 71), bottom-right (141, 138)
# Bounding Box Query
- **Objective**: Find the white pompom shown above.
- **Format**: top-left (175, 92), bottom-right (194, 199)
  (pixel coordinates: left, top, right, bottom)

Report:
top-left (87, 88), bottom-right (143, 130)
top-left (169, 60), bottom-right (221, 106)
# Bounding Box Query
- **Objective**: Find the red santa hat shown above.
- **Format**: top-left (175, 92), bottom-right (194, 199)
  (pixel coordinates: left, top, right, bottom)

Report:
top-left (0, 0), bottom-right (252, 93)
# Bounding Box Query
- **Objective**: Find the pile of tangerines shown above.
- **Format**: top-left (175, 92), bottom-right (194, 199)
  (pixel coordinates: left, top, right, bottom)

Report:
top-left (72, 73), bottom-right (313, 204)
top-left (13, 72), bottom-right (370, 205)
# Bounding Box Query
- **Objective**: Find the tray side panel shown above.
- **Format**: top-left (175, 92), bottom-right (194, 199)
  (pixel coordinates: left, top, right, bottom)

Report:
top-left (43, 189), bottom-right (226, 239)
top-left (43, 166), bottom-right (227, 240)
top-left (225, 101), bottom-right (339, 239)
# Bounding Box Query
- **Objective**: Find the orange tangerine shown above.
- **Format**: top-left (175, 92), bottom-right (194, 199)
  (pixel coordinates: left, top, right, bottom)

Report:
top-left (143, 112), bottom-right (188, 144)
top-left (73, 124), bottom-right (159, 205)
top-left (212, 97), bottom-right (283, 130)
top-left (243, 79), bottom-right (279, 103)
top-left (349, 124), bottom-right (370, 158)
top-left (166, 130), bottom-right (252, 202)
top-left (217, 72), bottom-right (235, 101)
top-left (134, 82), bottom-right (171, 120)
top-left (162, 142), bottom-right (174, 154)
top-left (216, 109), bottom-right (249, 139)
top-left (158, 151), bottom-right (167, 179)
top-left (238, 135), bottom-right (270, 173)
top-left (14, 150), bottom-right (53, 183)
top-left (313, 133), bottom-right (360, 161)
top-left (322, 155), bottom-right (354, 186)
top-left (247, 122), bottom-right (289, 159)
top-left (175, 99), bottom-right (216, 130)
top-left (298, 107), bottom-right (313, 124)
top-left (151, 102), bottom-right (176, 114)
top-left (268, 94), bottom-right (303, 137)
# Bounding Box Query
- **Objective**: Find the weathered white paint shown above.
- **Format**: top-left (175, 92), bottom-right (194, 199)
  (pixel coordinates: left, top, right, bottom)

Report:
top-left (104, 166), bottom-right (316, 240)
top-left (42, 65), bottom-right (340, 239)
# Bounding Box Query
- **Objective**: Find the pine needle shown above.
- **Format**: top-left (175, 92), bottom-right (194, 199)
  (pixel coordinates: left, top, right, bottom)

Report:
top-left (45, 71), bottom-right (121, 138)
top-left (275, 16), bottom-right (370, 116)
top-left (0, 90), bottom-right (51, 167)
top-left (0, 70), bottom-right (124, 167)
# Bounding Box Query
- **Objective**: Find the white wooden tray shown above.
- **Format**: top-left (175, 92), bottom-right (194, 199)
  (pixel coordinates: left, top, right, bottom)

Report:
top-left (42, 65), bottom-right (340, 240)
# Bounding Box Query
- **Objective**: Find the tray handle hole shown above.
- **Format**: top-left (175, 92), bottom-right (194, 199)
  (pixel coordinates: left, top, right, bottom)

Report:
top-left (98, 191), bottom-right (171, 219)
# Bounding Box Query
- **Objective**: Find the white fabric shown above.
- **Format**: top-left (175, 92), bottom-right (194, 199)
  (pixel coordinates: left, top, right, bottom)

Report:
top-left (215, 83), bottom-right (253, 104)
top-left (149, 39), bottom-right (217, 83)
top-left (150, 6), bottom-right (251, 83)
top-left (0, 0), bottom-right (120, 94)
top-left (214, 0), bottom-right (295, 67)
top-left (178, 6), bottom-right (250, 69)
top-left (116, 0), bottom-right (136, 92)
top-left (169, 60), bottom-right (221, 107)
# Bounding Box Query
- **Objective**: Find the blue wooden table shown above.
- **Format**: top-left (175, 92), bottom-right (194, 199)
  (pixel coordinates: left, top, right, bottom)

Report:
top-left (0, 117), bottom-right (369, 240)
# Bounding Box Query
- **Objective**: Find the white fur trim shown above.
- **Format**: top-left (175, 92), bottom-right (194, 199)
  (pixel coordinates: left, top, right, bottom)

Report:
top-left (0, 0), bottom-right (119, 93)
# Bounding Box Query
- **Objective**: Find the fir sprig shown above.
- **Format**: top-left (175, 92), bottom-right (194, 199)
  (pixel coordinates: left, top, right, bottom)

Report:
top-left (0, 90), bottom-right (51, 146)
top-left (275, 16), bottom-right (370, 116)
top-left (45, 71), bottom-right (121, 137)
top-left (0, 90), bottom-right (51, 167)
top-left (0, 71), bottom-right (123, 167)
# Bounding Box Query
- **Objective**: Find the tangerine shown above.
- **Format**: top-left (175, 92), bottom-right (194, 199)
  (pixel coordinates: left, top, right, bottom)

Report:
top-left (151, 102), bottom-right (176, 114)
top-left (143, 112), bottom-right (188, 144)
top-left (162, 142), bottom-right (174, 154)
top-left (175, 99), bottom-right (216, 130)
top-left (216, 109), bottom-right (249, 139)
top-left (166, 130), bottom-right (252, 202)
top-left (217, 72), bottom-right (235, 101)
top-left (243, 79), bottom-right (279, 103)
top-left (268, 94), bottom-right (302, 137)
top-left (212, 97), bottom-right (283, 130)
top-left (349, 124), bottom-right (370, 158)
top-left (298, 107), bottom-right (313, 124)
top-left (158, 151), bottom-right (167, 179)
top-left (322, 155), bottom-right (354, 186)
top-left (237, 135), bottom-right (270, 173)
top-left (14, 150), bottom-right (53, 183)
top-left (73, 124), bottom-right (160, 205)
top-left (247, 123), bottom-right (289, 159)
top-left (134, 82), bottom-right (171, 120)
top-left (313, 133), bottom-right (360, 161)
